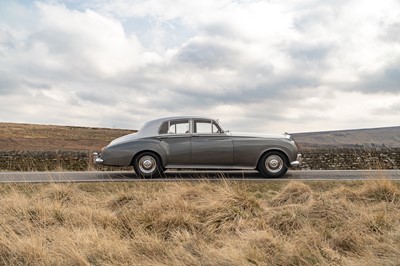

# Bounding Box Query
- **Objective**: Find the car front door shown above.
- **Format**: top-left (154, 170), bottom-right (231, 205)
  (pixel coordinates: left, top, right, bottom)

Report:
top-left (157, 119), bottom-right (191, 166)
top-left (190, 119), bottom-right (233, 167)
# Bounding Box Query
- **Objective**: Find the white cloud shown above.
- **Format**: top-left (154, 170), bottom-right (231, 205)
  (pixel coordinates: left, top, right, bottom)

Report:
top-left (35, 3), bottom-right (143, 76)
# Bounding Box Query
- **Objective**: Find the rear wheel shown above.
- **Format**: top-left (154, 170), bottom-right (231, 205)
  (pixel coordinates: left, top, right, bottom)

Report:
top-left (133, 152), bottom-right (163, 178)
top-left (258, 151), bottom-right (288, 178)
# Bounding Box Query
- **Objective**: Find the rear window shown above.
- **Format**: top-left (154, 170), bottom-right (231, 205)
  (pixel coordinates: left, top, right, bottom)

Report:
top-left (159, 119), bottom-right (190, 134)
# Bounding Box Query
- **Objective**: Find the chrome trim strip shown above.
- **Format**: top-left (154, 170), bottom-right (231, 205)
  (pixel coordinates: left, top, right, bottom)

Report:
top-left (165, 165), bottom-right (255, 170)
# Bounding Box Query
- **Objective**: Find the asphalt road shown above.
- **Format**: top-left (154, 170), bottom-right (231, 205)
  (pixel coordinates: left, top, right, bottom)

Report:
top-left (0, 170), bottom-right (399, 183)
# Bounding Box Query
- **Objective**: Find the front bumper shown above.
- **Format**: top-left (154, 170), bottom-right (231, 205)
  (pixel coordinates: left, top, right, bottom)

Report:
top-left (93, 152), bottom-right (103, 164)
top-left (290, 153), bottom-right (302, 167)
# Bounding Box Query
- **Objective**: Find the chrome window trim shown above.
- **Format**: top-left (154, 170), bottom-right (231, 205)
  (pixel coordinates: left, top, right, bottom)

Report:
top-left (193, 118), bottom-right (222, 134)
top-left (158, 119), bottom-right (190, 136)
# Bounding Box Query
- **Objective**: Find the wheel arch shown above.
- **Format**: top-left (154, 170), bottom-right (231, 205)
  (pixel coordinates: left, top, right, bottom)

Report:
top-left (257, 149), bottom-right (290, 169)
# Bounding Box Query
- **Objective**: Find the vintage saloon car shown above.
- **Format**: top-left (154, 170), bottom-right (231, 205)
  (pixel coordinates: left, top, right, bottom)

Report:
top-left (94, 116), bottom-right (301, 178)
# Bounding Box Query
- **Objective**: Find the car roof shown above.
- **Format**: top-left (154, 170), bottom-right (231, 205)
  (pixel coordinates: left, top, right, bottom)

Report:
top-left (148, 115), bottom-right (215, 122)
top-left (144, 116), bottom-right (216, 126)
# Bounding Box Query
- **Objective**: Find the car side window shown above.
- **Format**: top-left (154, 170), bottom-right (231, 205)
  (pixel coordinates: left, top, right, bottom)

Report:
top-left (159, 119), bottom-right (190, 134)
top-left (194, 120), bottom-right (222, 134)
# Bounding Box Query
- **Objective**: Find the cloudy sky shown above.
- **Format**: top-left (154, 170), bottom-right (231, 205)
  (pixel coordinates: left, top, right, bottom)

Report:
top-left (0, 0), bottom-right (399, 133)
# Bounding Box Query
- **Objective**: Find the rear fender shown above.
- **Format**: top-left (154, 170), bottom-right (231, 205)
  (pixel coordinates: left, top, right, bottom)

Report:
top-left (127, 139), bottom-right (168, 167)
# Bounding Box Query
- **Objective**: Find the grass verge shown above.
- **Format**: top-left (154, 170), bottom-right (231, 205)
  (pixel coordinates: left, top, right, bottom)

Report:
top-left (0, 180), bottom-right (400, 265)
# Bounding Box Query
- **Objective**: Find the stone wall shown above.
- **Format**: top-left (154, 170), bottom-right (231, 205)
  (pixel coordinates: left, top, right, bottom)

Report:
top-left (0, 148), bottom-right (399, 171)
top-left (0, 151), bottom-right (131, 171)
top-left (298, 148), bottom-right (400, 170)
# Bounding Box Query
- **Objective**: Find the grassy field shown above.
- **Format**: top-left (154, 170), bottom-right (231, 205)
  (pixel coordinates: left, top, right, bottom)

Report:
top-left (1, 179), bottom-right (400, 265)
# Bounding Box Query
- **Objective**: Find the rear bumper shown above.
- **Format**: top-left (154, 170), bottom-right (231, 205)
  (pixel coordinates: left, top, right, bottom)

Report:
top-left (93, 152), bottom-right (103, 164)
top-left (290, 153), bottom-right (302, 167)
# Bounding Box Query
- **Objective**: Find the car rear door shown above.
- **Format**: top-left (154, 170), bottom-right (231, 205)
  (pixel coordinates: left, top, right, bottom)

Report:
top-left (157, 119), bottom-right (191, 165)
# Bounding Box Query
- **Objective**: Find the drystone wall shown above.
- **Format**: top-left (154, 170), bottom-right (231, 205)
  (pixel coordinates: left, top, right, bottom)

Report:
top-left (0, 151), bottom-right (131, 171)
top-left (298, 148), bottom-right (400, 170)
top-left (0, 148), bottom-right (399, 171)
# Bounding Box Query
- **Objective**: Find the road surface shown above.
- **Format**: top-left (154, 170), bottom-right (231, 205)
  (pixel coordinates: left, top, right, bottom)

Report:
top-left (0, 170), bottom-right (399, 183)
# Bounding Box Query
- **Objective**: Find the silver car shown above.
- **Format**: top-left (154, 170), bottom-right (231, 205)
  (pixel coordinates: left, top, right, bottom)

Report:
top-left (94, 116), bottom-right (301, 178)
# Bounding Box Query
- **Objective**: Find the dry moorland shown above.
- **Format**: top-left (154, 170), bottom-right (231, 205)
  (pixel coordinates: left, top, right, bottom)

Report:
top-left (2, 122), bottom-right (400, 151)
top-left (0, 122), bottom-right (135, 151)
top-left (1, 179), bottom-right (400, 265)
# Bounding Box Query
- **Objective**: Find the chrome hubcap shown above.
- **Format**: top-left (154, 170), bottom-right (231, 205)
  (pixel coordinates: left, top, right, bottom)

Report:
top-left (265, 155), bottom-right (284, 173)
top-left (138, 155), bottom-right (156, 174)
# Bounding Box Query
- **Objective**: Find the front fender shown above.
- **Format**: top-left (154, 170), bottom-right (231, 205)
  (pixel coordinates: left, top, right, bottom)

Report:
top-left (233, 137), bottom-right (298, 168)
top-left (258, 141), bottom-right (299, 165)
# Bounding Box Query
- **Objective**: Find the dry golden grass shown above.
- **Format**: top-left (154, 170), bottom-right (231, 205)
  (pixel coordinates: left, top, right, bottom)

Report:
top-left (0, 122), bottom-right (135, 151)
top-left (0, 180), bottom-right (400, 265)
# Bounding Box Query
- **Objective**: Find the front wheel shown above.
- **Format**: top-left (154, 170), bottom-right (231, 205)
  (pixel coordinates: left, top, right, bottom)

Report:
top-left (133, 152), bottom-right (163, 178)
top-left (258, 152), bottom-right (288, 178)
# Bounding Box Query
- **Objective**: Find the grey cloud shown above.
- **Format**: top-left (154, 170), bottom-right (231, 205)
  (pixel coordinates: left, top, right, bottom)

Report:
top-left (293, 7), bottom-right (334, 32)
top-left (0, 71), bottom-right (21, 94)
top-left (114, 46), bottom-right (318, 116)
top-left (23, 80), bottom-right (52, 90)
top-left (142, 74), bottom-right (318, 116)
top-left (136, 92), bottom-right (209, 114)
top-left (358, 67), bottom-right (400, 93)
top-left (202, 22), bottom-right (237, 39)
top-left (289, 43), bottom-right (332, 62)
top-left (286, 41), bottom-right (335, 74)
top-left (381, 23), bottom-right (400, 43)
top-left (211, 75), bottom-right (318, 104)
top-left (75, 90), bottom-right (120, 105)
top-left (176, 41), bottom-right (239, 69)
top-left (0, 29), bottom-right (16, 52)
top-left (112, 76), bottom-right (221, 116)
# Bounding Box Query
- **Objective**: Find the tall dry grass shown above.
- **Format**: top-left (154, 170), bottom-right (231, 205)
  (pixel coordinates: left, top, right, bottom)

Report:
top-left (0, 180), bottom-right (400, 265)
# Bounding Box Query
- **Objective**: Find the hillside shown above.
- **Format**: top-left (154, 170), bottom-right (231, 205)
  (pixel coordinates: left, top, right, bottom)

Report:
top-left (0, 122), bottom-right (399, 151)
top-left (0, 123), bottom-right (135, 151)
top-left (292, 126), bottom-right (400, 149)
